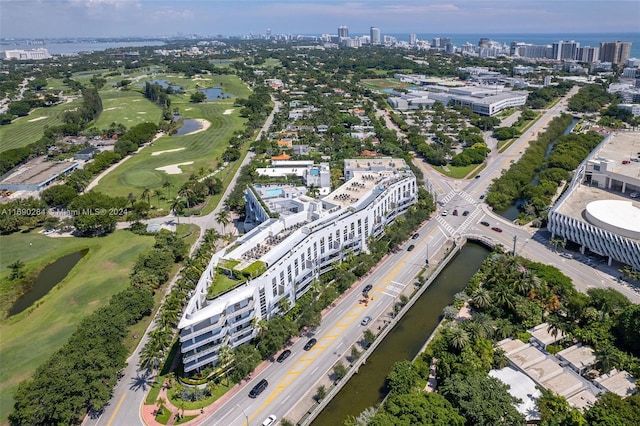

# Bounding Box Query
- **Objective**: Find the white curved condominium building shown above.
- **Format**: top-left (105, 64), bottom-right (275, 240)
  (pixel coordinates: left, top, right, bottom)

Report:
top-left (548, 132), bottom-right (640, 271)
top-left (178, 158), bottom-right (417, 373)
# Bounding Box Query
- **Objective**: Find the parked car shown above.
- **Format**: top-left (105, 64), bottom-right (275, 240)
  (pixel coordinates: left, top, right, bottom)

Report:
top-left (276, 349), bottom-right (291, 363)
top-left (630, 192), bottom-right (639, 198)
top-left (491, 227), bottom-right (503, 233)
top-left (361, 316), bottom-right (372, 326)
top-left (462, 210), bottom-right (470, 216)
top-left (480, 221), bottom-right (490, 227)
top-left (407, 244), bottom-right (415, 251)
top-left (262, 415), bottom-right (277, 426)
top-left (453, 209), bottom-right (458, 216)
top-left (559, 253), bottom-right (574, 259)
top-left (412, 233), bottom-right (420, 239)
top-left (249, 379), bottom-right (269, 398)
top-left (304, 338), bottom-right (317, 351)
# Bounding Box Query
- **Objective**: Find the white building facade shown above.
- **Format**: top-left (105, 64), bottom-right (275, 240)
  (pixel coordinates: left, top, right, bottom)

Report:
top-left (178, 159), bottom-right (417, 372)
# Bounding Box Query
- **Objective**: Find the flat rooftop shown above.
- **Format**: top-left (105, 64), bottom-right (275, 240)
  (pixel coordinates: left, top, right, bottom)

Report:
top-left (595, 370), bottom-right (637, 397)
top-left (555, 184), bottom-right (640, 225)
top-left (489, 367), bottom-right (541, 421)
top-left (0, 157), bottom-right (78, 186)
top-left (558, 344), bottom-right (597, 371)
top-left (594, 132), bottom-right (640, 179)
top-left (529, 323), bottom-right (566, 347)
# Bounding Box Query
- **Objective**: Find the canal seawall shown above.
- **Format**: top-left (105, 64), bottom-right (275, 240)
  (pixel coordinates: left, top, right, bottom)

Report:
top-left (301, 238), bottom-right (492, 425)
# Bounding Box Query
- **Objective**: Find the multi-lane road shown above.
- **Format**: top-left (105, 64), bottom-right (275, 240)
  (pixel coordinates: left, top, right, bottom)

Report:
top-left (90, 86), bottom-right (640, 426)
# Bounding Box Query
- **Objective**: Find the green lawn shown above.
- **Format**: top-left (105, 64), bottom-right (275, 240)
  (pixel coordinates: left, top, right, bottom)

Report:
top-left (93, 75), bottom-right (250, 211)
top-left (0, 230), bottom-right (155, 424)
top-left (434, 163), bottom-right (479, 179)
top-left (92, 89), bottom-right (163, 129)
top-left (0, 99), bottom-right (81, 153)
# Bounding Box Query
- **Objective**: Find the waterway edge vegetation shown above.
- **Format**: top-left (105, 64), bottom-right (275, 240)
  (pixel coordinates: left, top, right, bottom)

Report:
top-left (345, 249), bottom-right (640, 425)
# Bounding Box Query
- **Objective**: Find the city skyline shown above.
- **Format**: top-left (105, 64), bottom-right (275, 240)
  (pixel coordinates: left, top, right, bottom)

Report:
top-left (1, 0), bottom-right (639, 39)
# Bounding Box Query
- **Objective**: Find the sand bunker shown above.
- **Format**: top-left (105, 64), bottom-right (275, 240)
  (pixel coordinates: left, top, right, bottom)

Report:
top-left (28, 116), bottom-right (48, 122)
top-left (223, 109), bottom-right (234, 115)
top-left (137, 111), bottom-right (147, 114)
top-left (155, 162), bottom-right (193, 174)
top-left (151, 147), bottom-right (186, 156)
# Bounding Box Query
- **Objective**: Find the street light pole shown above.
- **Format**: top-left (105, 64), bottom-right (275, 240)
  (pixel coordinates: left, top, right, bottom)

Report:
top-left (237, 403), bottom-right (249, 426)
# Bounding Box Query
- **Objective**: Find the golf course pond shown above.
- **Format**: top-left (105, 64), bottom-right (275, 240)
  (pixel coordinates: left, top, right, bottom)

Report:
top-left (8, 249), bottom-right (88, 317)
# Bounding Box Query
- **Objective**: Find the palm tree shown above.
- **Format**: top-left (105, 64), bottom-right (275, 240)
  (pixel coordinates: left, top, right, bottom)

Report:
top-left (156, 397), bottom-right (167, 415)
top-left (153, 189), bottom-right (164, 206)
top-left (8, 260), bottom-right (25, 280)
top-left (448, 325), bottom-right (470, 351)
top-left (596, 344), bottom-right (620, 374)
top-left (216, 209), bottom-right (231, 234)
top-left (170, 198), bottom-right (184, 223)
top-left (549, 237), bottom-right (565, 253)
top-left (162, 181), bottom-right (172, 200)
top-left (141, 187), bottom-right (151, 206)
top-left (470, 287), bottom-right (492, 309)
top-left (217, 345), bottom-right (234, 386)
top-left (127, 192), bottom-right (137, 208)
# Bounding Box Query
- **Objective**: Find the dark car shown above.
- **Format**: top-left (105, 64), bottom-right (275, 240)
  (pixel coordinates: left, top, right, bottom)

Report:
top-left (407, 244), bottom-right (415, 251)
top-left (412, 233), bottom-right (420, 239)
top-left (491, 227), bottom-right (503, 233)
top-left (362, 284), bottom-right (373, 295)
top-left (276, 349), bottom-right (291, 363)
top-left (462, 210), bottom-right (470, 216)
top-left (304, 338), bottom-right (317, 351)
top-left (249, 379), bottom-right (269, 398)
top-left (479, 194), bottom-right (485, 200)
top-left (480, 221), bottom-right (490, 226)
top-left (475, 175), bottom-right (481, 179)
top-left (452, 209), bottom-right (458, 216)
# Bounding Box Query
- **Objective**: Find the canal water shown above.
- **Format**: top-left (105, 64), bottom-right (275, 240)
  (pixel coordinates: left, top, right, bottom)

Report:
top-left (8, 249), bottom-right (87, 317)
top-left (311, 243), bottom-right (490, 425)
top-left (497, 117), bottom-right (579, 221)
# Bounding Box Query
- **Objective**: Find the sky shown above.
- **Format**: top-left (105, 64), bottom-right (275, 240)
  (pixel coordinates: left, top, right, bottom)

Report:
top-left (1, 0), bottom-right (639, 39)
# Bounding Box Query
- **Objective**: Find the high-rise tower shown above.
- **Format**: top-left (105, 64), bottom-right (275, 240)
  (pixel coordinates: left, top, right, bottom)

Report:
top-left (599, 41), bottom-right (632, 65)
top-left (370, 27), bottom-right (380, 45)
top-left (338, 25), bottom-right (349, 38)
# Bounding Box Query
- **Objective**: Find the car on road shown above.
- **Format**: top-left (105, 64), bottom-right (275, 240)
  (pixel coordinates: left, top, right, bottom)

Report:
top-left (480, 221), bottom-right (490, 227)
top-left (479, 194), bottom-right (485, 200)
top-left (462, 210), bottom-right (469, 216)
top-left (437, 201), bottom-right (445, 207)
top-left (559, 253), bottom-right (574, 259)
top-left (441, 210), bottom-right (448, 216)
top-left (362, 284), bottom-right (372, 295)
top-left (304, 338), bottom-right (317, 351)
top-left (453, 209), bottom-right (458, 216)
top-left (491, 227), bottom-right (503, 233)
top-left (276, 349), bottom-right (291, 363)
top-left (412, 233), bottom-right (420, 239)
top-left (475, 175), bottom-right (481, 179)
top-left (361, 316), bottom-right (372, 326)
top-left (262, 415), bottom-right (277, 426)
top-left (249, 379), bottom-right (269, 398)
top-left (407, 244), bottom-right (415, 251)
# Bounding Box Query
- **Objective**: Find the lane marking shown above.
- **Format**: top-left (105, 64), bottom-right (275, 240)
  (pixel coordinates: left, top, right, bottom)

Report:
top-left (106, 393), bottom-right (126, 426)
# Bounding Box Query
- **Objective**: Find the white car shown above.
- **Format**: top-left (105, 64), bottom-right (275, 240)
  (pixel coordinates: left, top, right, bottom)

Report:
top-left (441, 210), bottom-right (448, 216)
top-left (630, 192), bottom-right (639, 198)
top-left (262, 414), bottom-right (277, 426)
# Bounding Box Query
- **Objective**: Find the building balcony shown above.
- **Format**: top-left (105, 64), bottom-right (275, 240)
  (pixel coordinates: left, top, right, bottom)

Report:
top-left (181, 327), bottom-right (228, 352)
top-left (179, 316), bottom-right (224, 342)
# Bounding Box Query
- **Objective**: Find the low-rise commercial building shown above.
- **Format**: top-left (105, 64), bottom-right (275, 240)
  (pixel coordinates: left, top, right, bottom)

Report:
top-left (548, 132), bottom-right (640, 270)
